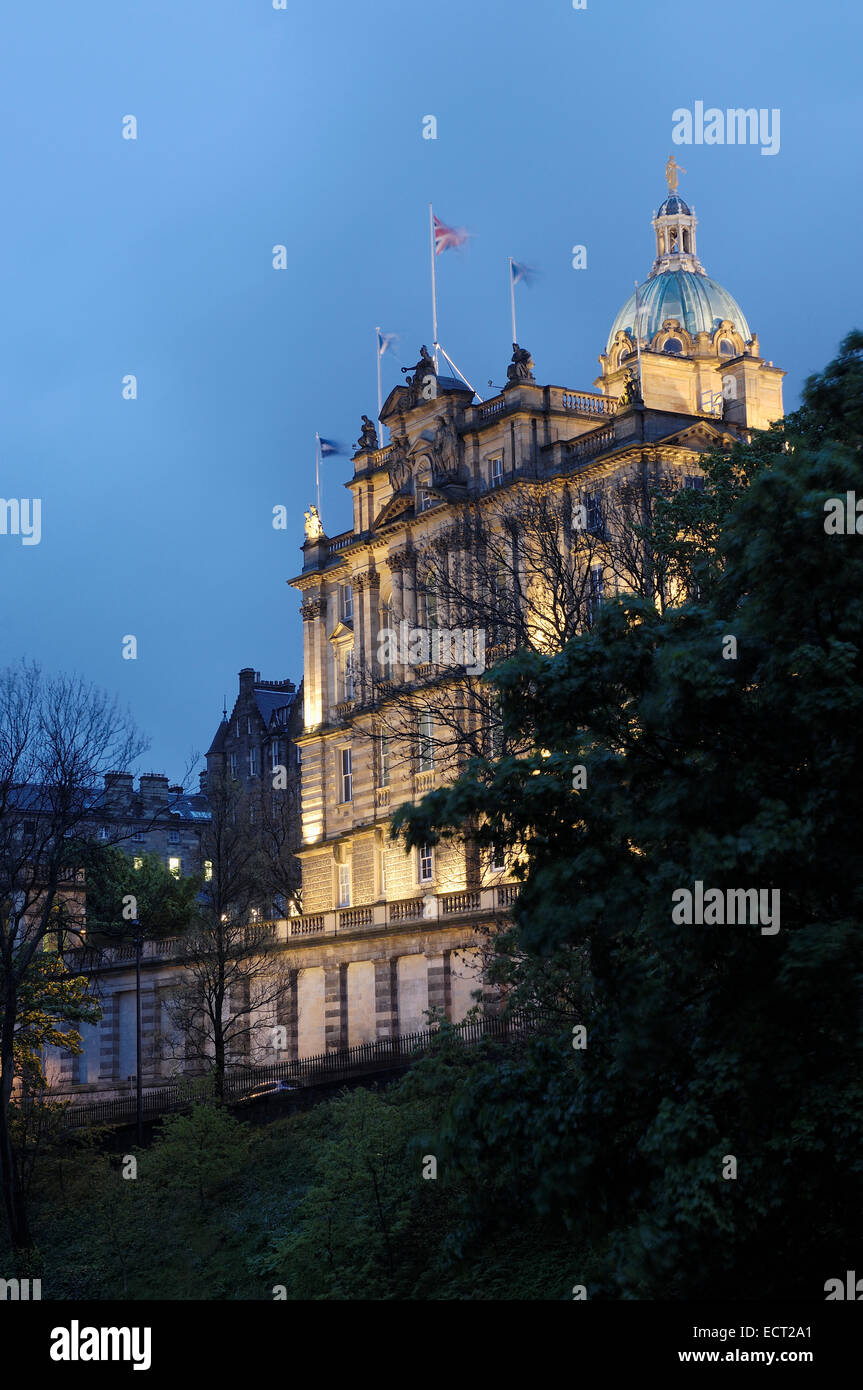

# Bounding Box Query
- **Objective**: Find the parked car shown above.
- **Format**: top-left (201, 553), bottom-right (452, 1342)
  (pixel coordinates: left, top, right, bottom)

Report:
top-left (236, 1080), bottom-right (299, 1103)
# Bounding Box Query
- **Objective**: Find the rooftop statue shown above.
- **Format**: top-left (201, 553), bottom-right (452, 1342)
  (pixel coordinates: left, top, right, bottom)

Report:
top-left (506, 342), bottom-right (535, 385)
top-left (304, 504), bottom-right (324, 541)
top-left (401, 345), bottom-right (438, 406)
top-left (358, 415), bottom-right (378, 450)
top-left (665, 155), bottom-right (686, 193)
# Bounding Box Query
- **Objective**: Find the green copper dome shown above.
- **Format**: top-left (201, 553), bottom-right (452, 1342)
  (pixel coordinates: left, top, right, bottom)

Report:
top-left (607, 270), bottom-right (750, 353)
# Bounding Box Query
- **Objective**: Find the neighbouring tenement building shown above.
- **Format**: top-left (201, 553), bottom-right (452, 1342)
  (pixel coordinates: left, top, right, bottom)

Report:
top-left (50, 176), bottom-right (784, 1100)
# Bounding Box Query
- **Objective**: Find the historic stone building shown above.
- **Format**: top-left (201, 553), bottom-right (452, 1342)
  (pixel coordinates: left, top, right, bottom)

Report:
top-left (51, 176), bottom-right (784, 1099)
top-left (286, 176), bottom-right (784, 1053)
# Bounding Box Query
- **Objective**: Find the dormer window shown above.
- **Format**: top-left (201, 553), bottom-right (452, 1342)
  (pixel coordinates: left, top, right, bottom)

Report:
top-left (719, 339), bottom-right (736, 357)
top-left (663, 338), bottom-right (683, 355)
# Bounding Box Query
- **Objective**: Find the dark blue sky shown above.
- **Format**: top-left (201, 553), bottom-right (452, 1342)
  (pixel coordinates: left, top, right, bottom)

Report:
top-left (1, 0), bottom-right (859, 780)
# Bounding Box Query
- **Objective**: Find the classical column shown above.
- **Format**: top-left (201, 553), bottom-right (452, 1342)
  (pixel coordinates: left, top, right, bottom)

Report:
top-left (426, 951), bottom-right (450, 1023)
top-left (354, 568), bottom-right (380, 699)
top-left (300, 594), bottom-right (326, 730)
top-left (374, 957), bottom-right (399, 1040)
top-left (387, 551), bottom-right (408, 682)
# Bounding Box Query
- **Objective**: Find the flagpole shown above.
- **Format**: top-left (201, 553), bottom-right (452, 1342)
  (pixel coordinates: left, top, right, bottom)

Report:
top-left (315, 432), bottom-right (321, 517)
top-left (429, 203), bottom-right (439, 371)
top-left (634, 279), bottom-right (643, 399)
top-left (509, 258), bottom-right (517, 344)
top-left (375, 327), bottom-right (384, 446)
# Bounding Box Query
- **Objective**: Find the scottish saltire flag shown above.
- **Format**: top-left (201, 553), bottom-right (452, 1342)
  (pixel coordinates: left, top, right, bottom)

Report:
top-left (433, 214), bottom-right (469, 255)
top-left (511, 260), bottom-right (536, 287)
top-left (377, 330), bottom-right (399, 358)
top-left (318, 438), bottom-right (343, 457)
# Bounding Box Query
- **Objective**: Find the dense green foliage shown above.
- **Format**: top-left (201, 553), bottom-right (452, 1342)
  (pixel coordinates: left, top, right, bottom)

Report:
top-left (84, 846), bottom-right (199, 944)
top-left (391, 331), bottom-right (863, 1298)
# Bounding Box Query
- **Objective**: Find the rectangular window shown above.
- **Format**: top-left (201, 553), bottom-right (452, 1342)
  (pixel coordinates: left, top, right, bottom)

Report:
top-left (379, 734), bottom-right (391, 787)
top-left (427, 585), bottom-right (438, 631)
top-left (249, 803), bottom-right (256, 825)
top-left (96, 826), bottom-right (109, 842)
top-left (685, 474), bottom-right (705, 491)
top-left (344, 650), bottom-right (354, 700)
top-left (418, 487), bottom-right (434, 513)
top-left (490, 456), bottom-right (503, 487)
top-left (337, 862), bottom-right (351, 907)
top-left (168, 857), bottom-right (181, 878)
top-left (341, 584), bottom-right (353, 621)
top-left (586, 492), bottom-right (605, 537)
top-left (236, 719), bottom-right (240, 737)
top-left (491, 843), bottom-right (506, 872)
top-left (379, 849), bottom-right (387, 896)
top-left (341, 748), bottom-right (353, 803)
top-left (168, 829), bottom-right (179, 845)
top-left (588, 565), bottom-right (604, 624)
top-left (418, 712), bottom-right (435, 773)
top-left (249, 747), bottom-right (259, 776)
top-left (230, 752), bottom-right (238, 779)
top-left (249, 906), bottom-right (261, 923)
top-left (418, 843), bottom-right (433, 883)
top-left (133, 856), bottom-right (143, 871)
top-left (204, 860), bottom-right (213, 882)
top-left (271, 741), bottom-right (281, 772)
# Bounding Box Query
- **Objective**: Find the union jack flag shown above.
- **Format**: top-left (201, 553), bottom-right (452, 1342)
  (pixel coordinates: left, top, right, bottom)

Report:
top-left (433, 214), bottom-right (469, 255)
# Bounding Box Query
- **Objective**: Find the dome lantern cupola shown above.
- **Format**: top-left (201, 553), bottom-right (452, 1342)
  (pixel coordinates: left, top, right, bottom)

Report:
top-left (649, 188), bottom-right (704, 277)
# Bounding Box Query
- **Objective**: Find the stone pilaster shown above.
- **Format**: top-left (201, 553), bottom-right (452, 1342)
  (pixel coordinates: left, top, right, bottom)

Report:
top-left (427, 951), bottom-right (450, 1022)
top-left (374, 957), bottom-right (399, 1040)
top-left (324, 964), bottom-right (347, 1051)
top-left (99, 992), bottom-right (119, 1082)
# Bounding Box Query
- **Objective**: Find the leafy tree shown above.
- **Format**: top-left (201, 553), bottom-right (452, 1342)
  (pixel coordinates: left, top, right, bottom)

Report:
top-left (145, 1102), bottom-right (250, 1211)
top-left (392, 333), bottom-right (863, 1298)
top-left (83, 845), bottom-right (199, 944)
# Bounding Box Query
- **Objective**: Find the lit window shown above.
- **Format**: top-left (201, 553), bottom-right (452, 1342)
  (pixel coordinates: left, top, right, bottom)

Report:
top-left (133, 857), bottom-right (143, 871)
top-left (341, 584), bottom-right (353, 621)
top-left (490, 456), bottom-right (503, 487)
top-left (418, 712), bottom-right (435, 773)
top-left (168, 829), bottom-right (179, 844)
top-left (250, 907), bottom-right (261, 922)
top-left (418, 843), bottom-right (433, 883)
top-left (204, 860), bottom-right (213, 882)
top-left (338, 862), bottom-right (351, 907)
top-left (341, 748), bottom-right (353, 803)
top-left (168, 857), bottom-right (181, 877)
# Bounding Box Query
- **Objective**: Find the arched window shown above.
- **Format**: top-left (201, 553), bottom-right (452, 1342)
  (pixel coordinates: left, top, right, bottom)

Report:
top-left (663, 338), bottom-right (683, 355)
top-left (719, 339), bottom-right (736, 357)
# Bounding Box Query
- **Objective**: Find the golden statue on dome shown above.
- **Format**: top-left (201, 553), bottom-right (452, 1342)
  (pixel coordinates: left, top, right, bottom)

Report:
top-left (665, 155), bottom-right (686, 193)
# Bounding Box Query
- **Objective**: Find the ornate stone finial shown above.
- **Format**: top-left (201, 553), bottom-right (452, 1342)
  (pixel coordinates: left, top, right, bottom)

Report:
top-left (358, 415), bottom-right (378, 451)
top-left (303, 505), bottom-right (324, 541)
top-left (506, 342), bottom-right (535, 385)
top-left (665, 155), bottom-right (686, 193)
